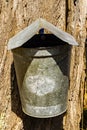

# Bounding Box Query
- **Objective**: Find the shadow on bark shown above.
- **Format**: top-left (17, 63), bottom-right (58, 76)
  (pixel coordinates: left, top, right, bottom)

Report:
top-left (11, 62), bottom-right (65, 130)
top-left (80, 38), bottom-right (87, 130)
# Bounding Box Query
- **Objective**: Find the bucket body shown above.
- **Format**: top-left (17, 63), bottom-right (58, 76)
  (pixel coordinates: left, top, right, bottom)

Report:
top-left (12, 34), bottom-right (70, 118)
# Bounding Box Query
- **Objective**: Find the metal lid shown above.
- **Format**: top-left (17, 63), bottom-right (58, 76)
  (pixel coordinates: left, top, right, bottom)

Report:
top-left (8, 18), bottom-right (78, 50)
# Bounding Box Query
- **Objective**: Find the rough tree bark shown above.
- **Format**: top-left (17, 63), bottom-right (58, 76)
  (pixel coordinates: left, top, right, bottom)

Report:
top-left (64, 0), bottom-right (87, 129)
top-left (0, 0), bottom-right (86, 130)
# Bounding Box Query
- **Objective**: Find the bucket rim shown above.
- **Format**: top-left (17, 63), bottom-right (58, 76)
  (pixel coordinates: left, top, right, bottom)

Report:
top-left (15, 43), bottom-right (70, 51)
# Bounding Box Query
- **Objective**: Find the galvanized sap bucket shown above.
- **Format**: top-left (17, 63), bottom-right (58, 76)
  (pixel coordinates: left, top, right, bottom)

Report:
top-left (8, 19), bottom-right (78, 118)
top-left (12, 34), bottom-right (71, 118)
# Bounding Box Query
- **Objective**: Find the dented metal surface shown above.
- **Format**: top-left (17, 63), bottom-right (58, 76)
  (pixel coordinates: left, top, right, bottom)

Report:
top-left (12, 35), bottom-right (70, 118)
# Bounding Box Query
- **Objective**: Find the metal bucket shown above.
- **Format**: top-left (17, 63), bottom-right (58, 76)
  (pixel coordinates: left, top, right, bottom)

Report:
top-left (12, 34), bottom-right (71, 118)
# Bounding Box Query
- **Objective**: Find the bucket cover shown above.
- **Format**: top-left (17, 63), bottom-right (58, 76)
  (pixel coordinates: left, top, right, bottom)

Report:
top-left (8, 18), bottom-right (78, 50)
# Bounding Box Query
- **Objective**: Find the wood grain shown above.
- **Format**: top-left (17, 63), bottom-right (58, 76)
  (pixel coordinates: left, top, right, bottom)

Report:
top-left (0, 0), bottom-right (86, 130)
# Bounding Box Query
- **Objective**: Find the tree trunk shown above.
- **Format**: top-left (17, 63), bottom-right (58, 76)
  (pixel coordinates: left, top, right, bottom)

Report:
top-left (64, 1), bottom-right (87, 129)
top-left (0, 0), bottom-right (86, 130)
